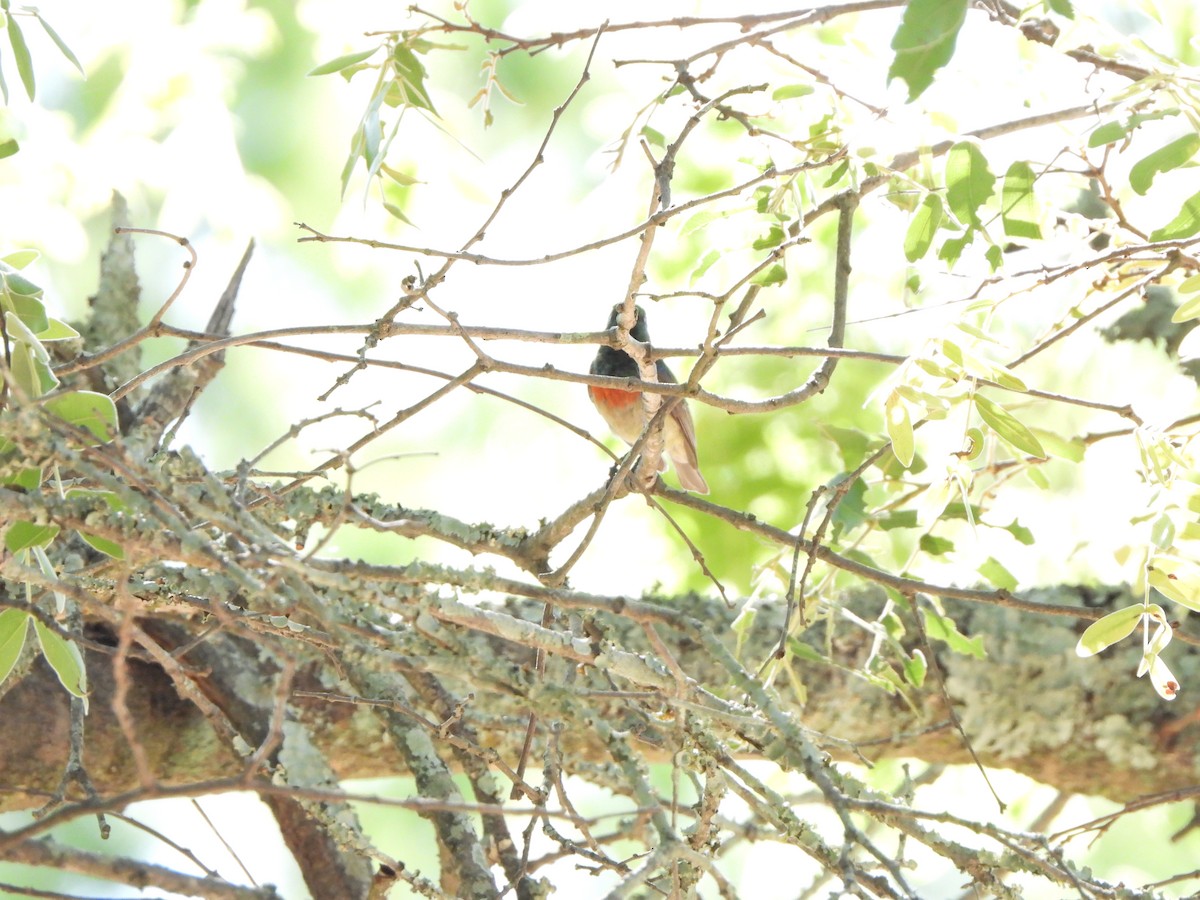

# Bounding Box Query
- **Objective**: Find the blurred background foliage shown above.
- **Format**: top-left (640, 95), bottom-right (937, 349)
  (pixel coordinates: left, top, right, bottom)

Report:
top-left (5, 0), bottom-right (1200, 894)
top-left (3, 0), bottom-right (1200, 604)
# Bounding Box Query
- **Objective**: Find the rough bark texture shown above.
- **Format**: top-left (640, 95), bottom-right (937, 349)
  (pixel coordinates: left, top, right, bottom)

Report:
top-left (2, 586), bottom-right (1190, 811)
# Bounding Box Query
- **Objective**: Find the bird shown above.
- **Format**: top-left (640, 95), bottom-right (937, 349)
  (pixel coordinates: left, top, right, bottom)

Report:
top-left (588, 304), bottom-right (709, 493)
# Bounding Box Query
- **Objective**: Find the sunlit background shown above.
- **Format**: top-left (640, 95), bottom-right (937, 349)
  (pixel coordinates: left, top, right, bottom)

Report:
top-left (2, 0), bottom-right (1200, 896)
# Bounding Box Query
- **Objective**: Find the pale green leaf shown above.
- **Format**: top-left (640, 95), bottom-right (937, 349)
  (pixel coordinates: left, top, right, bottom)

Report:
top-left (34, 317), bottom-right (80, 341)
top-left (1, 249), bottom-right (37, 269)
top-left (641, 126), bottom-right (666, 149)
top-left (1172, 291), bottom-right (1200, 324)
top-left (79, 532), bottom-right (125, 560)
top-left (0, 608), bottom-right (29, 688)
top-left (43, 391), bottom-right (119, 444)
top-left (7, 13), bottom-right (33, 100)
top-left (32, 617), bottom-right (87, 702)
top-left (772, 84), bottom-right (814, 100)
top-left (904, 193), bottom-right (943, 261)
top-left (979, 556), bottom-right (1018, 591)
top-left (691, 249), bottom-right (719, 284)
top-left (1130, 133), bottom-right (1200, 196)
top-left (5, 520), bottom-right (59, 553)
top-left (392, 44), bottom-right (436, 114)
top-left (1151, 513), bottom-right (1176, 551)
top-left (1076, 604), bottom-right (1149, 657)
top-left (1088, 120), bottom-right (1127, 148)
top-left (751, 264), bottom-right (787, 286)
top-left (975, 394), bottom-right (1046, 458)
top-left (946, 141), bottom-right (996, 228)
top-left (1150, 189), bottom-right (1200, 242)
top-left (1148, 556), bottom-right (1200, 611)
top-left (1001, 161), bottom-right (1042, 239)
top-left (3, 288), bottom-right (48, 333)
top-left (308, 47), bottom-right (377, 76)
top-left (885, 392), bottom-right (915, 467)
top-left (35, 14), bottom-right (83, 75)
top-left (903, 649), bottom-right (927, 687)
top-left (922, 608), bottom-right (985, 658)
top-left (887, 0), bottom-right (968, 102)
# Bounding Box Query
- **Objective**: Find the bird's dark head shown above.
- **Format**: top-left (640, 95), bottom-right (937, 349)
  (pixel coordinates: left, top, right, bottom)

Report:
top-left (605, 303), bottom-right (650, 343)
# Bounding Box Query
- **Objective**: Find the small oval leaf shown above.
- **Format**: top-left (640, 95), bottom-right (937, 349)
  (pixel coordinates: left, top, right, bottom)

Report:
top-left (308, 47), bottom-right (377, 77)
top-left (32, 617), bottom-right (88, 702)
top-left (1076, 604), bottom-right (1145, 657)
top-left (43, 390), bottom-right (119, 444)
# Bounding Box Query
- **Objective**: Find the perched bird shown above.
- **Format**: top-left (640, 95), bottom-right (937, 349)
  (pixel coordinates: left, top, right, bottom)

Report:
top-left (588, 304), bottom-right (709, 493)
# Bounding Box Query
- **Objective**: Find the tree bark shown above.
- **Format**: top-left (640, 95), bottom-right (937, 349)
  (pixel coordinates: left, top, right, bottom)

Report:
top-left (2, 586), bottom-right (1191, 813)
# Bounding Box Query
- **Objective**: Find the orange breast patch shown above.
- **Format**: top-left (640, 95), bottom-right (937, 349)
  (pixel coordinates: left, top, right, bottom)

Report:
top-left (588, 386), bottom-right (640, 408)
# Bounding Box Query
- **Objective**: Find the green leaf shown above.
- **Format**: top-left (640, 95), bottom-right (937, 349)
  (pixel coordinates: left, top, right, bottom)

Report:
top-left (392, 44), bottom-right (436, 114)
top-left (43, 391), bottom-right (119, 444)
top-left (0, 138), bottom-right (17, 159)
top-left (0, 38), bottom-right (9, 104)
top-left (730, 603), bottom-right (757, 656)
top-left (772, 84), bottom-right (814, 100)
top-left (1130, 133), bottom-right (1200, 196)
top-left (5, 520), bottom-right (59, 552)
top-left (979, 556), bottom-right (1018, 591)
top-left (1075, 604), bottom-right (1149, 657)
top-left (1045, 0), bottom-right (1074, 18)
top-left (751, 264), bottom-right (787, 286)
top-left (79, 532), bottom-right (125, 560)
top-left (32, 617), bottom-right (87, 702)
top-left (3, 289), bottom-right (49, 334)
top-left (0, 608), bottom-right (29, 688)
top-left (1025, 466), bottom-right (1050, 489)
top-left (945, 141), bottom-right (996, 228)
top-left (1001, 518), bottom-right (1034, 546)
top-left (7, 13), bottom-right (33, 99)
top-left (382, 202), bottom-right (415, 226)
top-left (2, 466), bottom-right (42, 491)
top-left (922, 608), bottom-right (985, 658)
top-left (10, 340), bottom-right (59, 396)
top-left (34, 317), bottom-right (80, 341)
top-left (903, 649), bottom-right (927, 687)
top-left (752, 226), bottom-right (784, 250)
top-left (1151, 513), bottom-right (1176, 551)
top-left (887, 0), bottom-right (968, 102)
top-left (822, 158), bottom-right (850, 188)
top-left (1150, 189), bottom-right (1200, 242)
top-left (1148, 557), bottom-right (1200, 611)
top-left (904, 194), bottom-right (943, 261)
top-left (974, 394), bottom-right (1046, 458)
top-left (885, 392), bottom-right (915, 467)
top-left (1173, 292), bottom-right (1200, 324)
top-left (36, 14), bottom-right (83, 76)
top-left (1087, 120), bottom-right (1127, 148)
top-left (2, 249), bottom-right (38, 269)
top-left (1029, 428), bottom-right (1084, 462)
top-left (640, 126), bottom-right (666, 149)
top-left (1178, 273), bottom-right (1200, 294)
top-left (878, 510), bottom-right (919, 530)
top-left (786, 638), bottom-right (827, 664)
top-left (379, 163), bottom-right (419, 185)
top-left (690, 249), bottom-right (719, 284)
top-left (308, 47), bottom-right (377, 76)
top-left (1, 265), bottom-right (45, 297)
top-left (937, 230), bottom-right (973, 267)
top-left (919, 534), bottom-right (955, 555)
top-left (1001, 161), bottom-right (1042, 240)
top-left (831, 478), bottom-right (868, 536)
